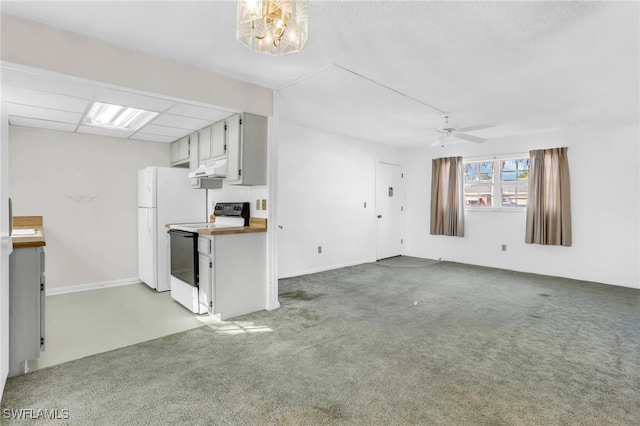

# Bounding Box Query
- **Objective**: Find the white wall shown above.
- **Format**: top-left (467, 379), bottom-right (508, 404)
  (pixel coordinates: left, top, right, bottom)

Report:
top-left (402, 125), bottom-right (640, 289)
top-left (0, 13), bottom-right (273, 117)
top-left (276, 123), bottom-right (402, 278)
top-left (0, 104), bottom-right (11, 401)
top-left (9, 126), bottom-right (170, 291)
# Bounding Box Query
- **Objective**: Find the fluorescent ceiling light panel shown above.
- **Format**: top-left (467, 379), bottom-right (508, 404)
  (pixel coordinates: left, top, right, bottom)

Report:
top-left (84, 102), bottom-right (159, 131)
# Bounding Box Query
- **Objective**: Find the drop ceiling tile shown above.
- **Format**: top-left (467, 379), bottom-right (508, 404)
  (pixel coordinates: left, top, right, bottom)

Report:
top-left (167, 103), bottom-right (234, 121)
top-left (130, 133), bottom-right (176, 143)
top-left (95, 88), bottom-right (175, 113)
top-left (152, 114), bottom-right (212, 131)
top-left (77, 125), bottom-right (134, 138)
top-left (141, 124), bottom-right (192, 138)
top-left (1, 66), bottom-right (100, 99)
top-left (9, 117), bottom-right (78, 133)
top-left (3, 85), bottom-right (90, 113)
top-left (7, 103), bottom-right (83, 125)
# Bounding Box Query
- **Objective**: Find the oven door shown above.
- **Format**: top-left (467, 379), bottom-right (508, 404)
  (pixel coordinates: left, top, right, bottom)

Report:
top-left (168, 229), bottom-right (198, 287)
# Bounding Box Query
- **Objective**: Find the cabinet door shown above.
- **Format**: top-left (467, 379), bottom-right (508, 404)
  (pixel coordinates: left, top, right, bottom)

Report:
top-left (198, 253), bottom-right (213, 313)
top-left (226, 114), bottom-right (242, 184)
top-left (170, 137), bottom-right (189, 165)
top-left (211, 120), bottom-right (227, 159)
top-left (198, 126), bottom-right (213, 164)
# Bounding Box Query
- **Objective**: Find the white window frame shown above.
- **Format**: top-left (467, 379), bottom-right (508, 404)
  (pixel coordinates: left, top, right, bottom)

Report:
top-left (463, 154), bottom-right (529, 212)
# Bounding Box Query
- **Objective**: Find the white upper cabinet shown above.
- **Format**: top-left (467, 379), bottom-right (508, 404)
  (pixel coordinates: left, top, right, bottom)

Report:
top-left (198, 121), bottom-right (227, 165)
top-left (198, 126), bottom-right (213, 165)
top-left (226, 113), bottom-right (267, 186)
top-left (211, 120), bottom-right (227, 160)
top-left (170, 136), bottom-right (190, 166)
top-left (189, 132), bottom-right (221, 189)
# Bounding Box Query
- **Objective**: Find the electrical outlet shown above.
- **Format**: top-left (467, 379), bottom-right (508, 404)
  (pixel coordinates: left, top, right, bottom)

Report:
top-left (501, 244), bottom-right (507, 252)
top-left (318, 246), bottom-right (322, 254)
top-left (256, 199), bottom-right (261, 210)
top-left (261, 199), bottom-right (267, 210)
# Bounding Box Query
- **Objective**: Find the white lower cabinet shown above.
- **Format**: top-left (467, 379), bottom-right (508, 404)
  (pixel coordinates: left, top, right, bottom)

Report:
top-left (198, 233), bottom-right (266, 320)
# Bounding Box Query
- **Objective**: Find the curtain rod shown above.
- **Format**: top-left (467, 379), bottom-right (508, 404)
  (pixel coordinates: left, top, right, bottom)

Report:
top-left (463, 152), bottom-right (529, 162)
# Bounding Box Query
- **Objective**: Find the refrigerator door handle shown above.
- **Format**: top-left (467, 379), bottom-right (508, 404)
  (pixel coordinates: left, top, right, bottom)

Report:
top-left (147, 168), bottom-right (153, 194)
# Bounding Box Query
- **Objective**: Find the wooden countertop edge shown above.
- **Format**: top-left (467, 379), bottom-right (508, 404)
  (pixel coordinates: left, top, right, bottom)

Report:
top-left (166, 217), bottom-right (268, 235)
top-left (198, 218), bottom-right (267, 235)
top-left (12, 216), bottom-right (46, 248)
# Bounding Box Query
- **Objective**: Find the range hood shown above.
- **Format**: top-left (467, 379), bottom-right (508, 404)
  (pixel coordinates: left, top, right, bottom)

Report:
top-left (188, 159), bottom-right (227, 179)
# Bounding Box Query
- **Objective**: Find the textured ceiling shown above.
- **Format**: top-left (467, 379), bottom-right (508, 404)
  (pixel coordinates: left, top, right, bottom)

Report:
top-left (1, 1), bottom-right (638, 145)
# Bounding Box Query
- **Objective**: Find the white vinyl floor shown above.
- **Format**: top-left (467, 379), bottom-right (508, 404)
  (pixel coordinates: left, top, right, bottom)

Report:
top-left (29, 283), bottom-right (215, 372)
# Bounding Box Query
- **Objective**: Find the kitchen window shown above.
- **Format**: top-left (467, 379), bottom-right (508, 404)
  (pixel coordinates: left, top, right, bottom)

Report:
top-left (464, 157), bottom-right (529, 210)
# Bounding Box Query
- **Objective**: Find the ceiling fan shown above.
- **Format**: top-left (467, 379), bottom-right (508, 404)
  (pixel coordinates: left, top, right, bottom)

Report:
top-left (430, 114), bottom-right (496, 147)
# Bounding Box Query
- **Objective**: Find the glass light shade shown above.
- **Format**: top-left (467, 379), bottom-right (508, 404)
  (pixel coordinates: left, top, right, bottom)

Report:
top-left (237, 0), bottom-right (307, 55)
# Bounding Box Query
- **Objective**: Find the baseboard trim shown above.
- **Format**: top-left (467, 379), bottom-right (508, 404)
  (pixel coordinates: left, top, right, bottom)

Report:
top-left (278, 259), bottom-right (373, 279)
top-left (46, 278), bottom-right (142, 296)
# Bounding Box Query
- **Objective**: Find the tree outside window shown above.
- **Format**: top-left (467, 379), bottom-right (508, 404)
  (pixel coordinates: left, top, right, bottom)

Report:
top-left (464, 158), bottom-right (529, 209)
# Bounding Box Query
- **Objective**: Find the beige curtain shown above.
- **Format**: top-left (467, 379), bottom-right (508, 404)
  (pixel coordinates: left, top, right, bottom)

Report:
top-left (525, 147), bottom-right (572, 246)
top-left (430, 156), bottom-right (464, 237)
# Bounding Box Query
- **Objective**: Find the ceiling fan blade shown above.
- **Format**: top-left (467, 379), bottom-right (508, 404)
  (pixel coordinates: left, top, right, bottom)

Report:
top-left (453, 133), bottom-right (486, 143)
top-left (456, 123), bottom-right (496, 133)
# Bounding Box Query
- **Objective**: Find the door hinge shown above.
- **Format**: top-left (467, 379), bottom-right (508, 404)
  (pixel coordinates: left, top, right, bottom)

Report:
top-left (40, 337), bottom-right (45, 345)
top-left (210, 301), bottom-right (213, 308)
top-left (40, 283), bottom-right (45, 291)
top-left (238, 169), bottom-right (242, 177)
top-left (239, 118), bottom-right (243, 125)
top-left (224, 124), bottom-right (227, 131)
top-left (209, 261), bottom-right (213, 268)
top-left (224, 144), bottom-right (227, 151)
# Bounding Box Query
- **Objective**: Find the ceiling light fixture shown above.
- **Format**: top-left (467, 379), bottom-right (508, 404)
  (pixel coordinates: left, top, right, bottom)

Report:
top-left (84, 102), bottom-right (159, 131)
top-left (236, 0), bottom-right (308, 55)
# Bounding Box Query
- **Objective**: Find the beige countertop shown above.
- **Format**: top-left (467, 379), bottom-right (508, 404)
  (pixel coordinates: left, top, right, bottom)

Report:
top-left (11, 216), bottom-right (46, 248)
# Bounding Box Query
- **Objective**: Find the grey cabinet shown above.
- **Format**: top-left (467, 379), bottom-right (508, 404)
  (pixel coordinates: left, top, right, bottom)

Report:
top-left (198, 121), bottom-right (227, 165)
top-left (189, 133), bottom-right (222, 190)
top-left (211, 120), bottom-right (227, 160)
top-left (197, 233), bottom-right (266, 320)
top-left (226, 113), bottom-right (268, 186)
top-left (197, 126), bottom-right (213, 165)
top-left (9, 247), bottom-right (45, 376)
top-left (170, 136), bottom-right (190, 166)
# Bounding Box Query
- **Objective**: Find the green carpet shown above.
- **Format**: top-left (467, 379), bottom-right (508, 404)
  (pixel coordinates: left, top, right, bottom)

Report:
top-left (2, 258), bottom-right (639, 425)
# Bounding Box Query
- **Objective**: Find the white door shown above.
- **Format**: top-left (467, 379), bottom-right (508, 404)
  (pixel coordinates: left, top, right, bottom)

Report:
top-left (138, 207), bottom-right (157, 289)
top-left (376, 162), bottom-right (404, 260)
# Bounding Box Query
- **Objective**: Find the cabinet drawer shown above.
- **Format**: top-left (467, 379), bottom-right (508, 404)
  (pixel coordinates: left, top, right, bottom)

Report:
top-left (198, 237), bottom-right (211, 255)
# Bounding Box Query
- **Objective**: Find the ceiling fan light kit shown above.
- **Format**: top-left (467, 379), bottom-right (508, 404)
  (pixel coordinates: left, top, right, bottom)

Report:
top-left (237, 0), bottom-right (308, 55)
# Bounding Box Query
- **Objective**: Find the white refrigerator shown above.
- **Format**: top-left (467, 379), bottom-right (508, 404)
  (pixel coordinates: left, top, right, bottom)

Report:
top-left (138, 167), bottom-right (205, 292)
